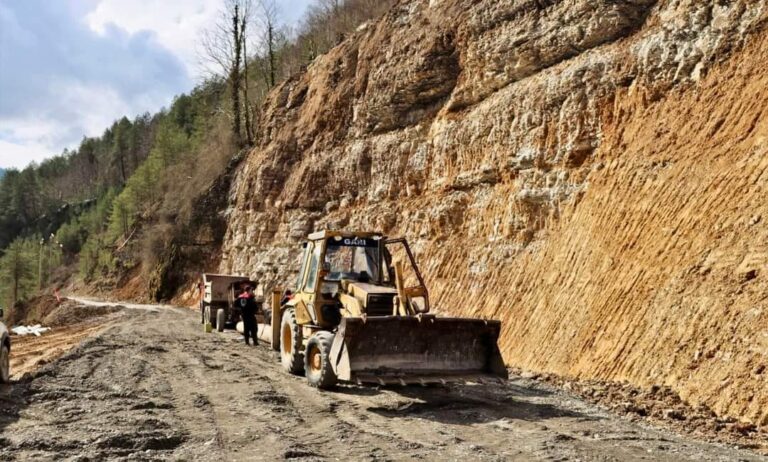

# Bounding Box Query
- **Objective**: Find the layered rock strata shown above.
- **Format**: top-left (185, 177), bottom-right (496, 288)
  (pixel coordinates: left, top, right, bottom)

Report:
top-left (220, 0), bottom-right (768, 425)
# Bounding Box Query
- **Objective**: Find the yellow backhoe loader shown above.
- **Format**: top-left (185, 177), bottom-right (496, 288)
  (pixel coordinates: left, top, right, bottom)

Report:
top-left (268, 230), bottom-right (507, 388)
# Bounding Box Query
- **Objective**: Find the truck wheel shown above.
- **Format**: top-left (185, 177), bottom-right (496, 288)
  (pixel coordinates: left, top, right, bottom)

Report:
top-left (264, 308), bottom-right (272, 326)
top-left (204, 305), bottom-right (212, 327)
top-left (216, 309), bottom-right (225, 332)
top-left (1, 344), bottom-right (10, 384)
top-left (305, 332), bottom-right (337, 389)
top-left (280, 309), bottom-right (304, 375)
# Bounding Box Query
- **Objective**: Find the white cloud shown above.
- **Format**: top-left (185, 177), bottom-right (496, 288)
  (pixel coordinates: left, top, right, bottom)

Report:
top-left (85, 0), bottom-right (222, 76)
top-left (0, 80), bottom-right (175, 169)
top-left (0, 0), bottom-right (189, 170)
top-left (51, 80), bottom-right (160, 136)
top-left (0, 0), bottom-right (314, 171)
top-left (85, 0), bottom-right (314, 76)
top-left (0, 117), bottom-right (60, 145)
top-left (0, 139), bottom-right (50, 169)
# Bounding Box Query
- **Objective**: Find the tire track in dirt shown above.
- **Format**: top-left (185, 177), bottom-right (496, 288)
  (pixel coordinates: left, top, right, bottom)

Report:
top-left (209, 332), bottom-right (452, 460)
top-left (1, 305), bottom-right (765, 461)
top-left (1, 317), bottom-right (189, 459)
top-left (9, 317), bottom-right (120, 379)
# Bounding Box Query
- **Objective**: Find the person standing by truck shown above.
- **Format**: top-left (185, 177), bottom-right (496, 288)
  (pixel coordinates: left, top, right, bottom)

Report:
top-left (238, 286), bottom-right (259, 345)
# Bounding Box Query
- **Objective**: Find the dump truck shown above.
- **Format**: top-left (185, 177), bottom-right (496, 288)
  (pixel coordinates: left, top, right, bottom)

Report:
top-left (199, 273), bottom-right (260, 332)
top-left (267, 230), bottom-right (507, 388)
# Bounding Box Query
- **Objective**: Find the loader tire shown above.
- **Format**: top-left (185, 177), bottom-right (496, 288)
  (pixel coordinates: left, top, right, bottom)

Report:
top-left (200, 301), bottom-right (205, 324)
top-left (216, 309), bottom-right (225, 332)
top-left (305, 331), bottom-right (337, 389)
top-left (1, 344), bottom-right (10, 384)
top-left (280, 309), bottom-right (304, 375)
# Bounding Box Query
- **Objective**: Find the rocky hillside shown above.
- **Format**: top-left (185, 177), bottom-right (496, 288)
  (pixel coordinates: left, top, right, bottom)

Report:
top-left (218, 0), bottom-right (768, 426)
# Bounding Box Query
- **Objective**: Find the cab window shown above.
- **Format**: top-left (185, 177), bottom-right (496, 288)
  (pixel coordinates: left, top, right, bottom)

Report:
top-left (304, 243), bottom-right (322, 293)
top-left (295, 243), bottom-right (311, 291)
top-left (324, 237), bottom-right (381, 283)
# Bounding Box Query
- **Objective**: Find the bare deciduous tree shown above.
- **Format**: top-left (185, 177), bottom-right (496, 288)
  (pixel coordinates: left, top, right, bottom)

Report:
top-left (255, 0), bottom-right (279, 89)
top-left (199, 0), bottom-right (255, 147)
top-left (198, 0), bottom-right (394, 146)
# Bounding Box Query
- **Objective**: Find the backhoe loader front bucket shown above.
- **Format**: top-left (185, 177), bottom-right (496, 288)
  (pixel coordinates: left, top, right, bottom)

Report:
top-left (329, 316), bottom-right (508, 385)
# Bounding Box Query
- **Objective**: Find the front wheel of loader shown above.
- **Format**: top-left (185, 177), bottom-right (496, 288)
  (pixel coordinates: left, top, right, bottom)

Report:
top-left (304, 332), bottom-right (337, 389)
top-left (280, 309), bottom-right (304, 375)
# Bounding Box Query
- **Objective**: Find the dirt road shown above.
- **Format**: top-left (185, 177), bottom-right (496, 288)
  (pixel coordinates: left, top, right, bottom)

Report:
top-left (0, 304), bottom-right (764, 461)
top-left (8, 321), bottom-right (112, 379)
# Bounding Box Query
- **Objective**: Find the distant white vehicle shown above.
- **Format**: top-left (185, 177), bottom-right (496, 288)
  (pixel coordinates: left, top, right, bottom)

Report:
top-left (0, 307), bottom-right (10, 383)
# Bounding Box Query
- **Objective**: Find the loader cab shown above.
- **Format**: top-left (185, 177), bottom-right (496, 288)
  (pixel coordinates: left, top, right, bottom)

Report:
top-left (320, 235), bottom-right (382, 291)
top-left (289, 231), bottom-right (429, 329)
top-left (292, 232), bottom-right (382, 327)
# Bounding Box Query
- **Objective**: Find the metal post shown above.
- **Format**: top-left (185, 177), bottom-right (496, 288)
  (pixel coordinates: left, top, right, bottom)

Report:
top-left (38, 239), bottom-right (44, 290)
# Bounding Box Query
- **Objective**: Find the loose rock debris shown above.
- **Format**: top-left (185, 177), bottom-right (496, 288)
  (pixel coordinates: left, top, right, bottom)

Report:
top-left (0, 304), bottom-right (765, 461)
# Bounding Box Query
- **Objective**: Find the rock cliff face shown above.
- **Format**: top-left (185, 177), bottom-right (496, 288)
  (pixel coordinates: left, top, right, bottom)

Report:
top-left (220, 0), bottom-right (768, 425)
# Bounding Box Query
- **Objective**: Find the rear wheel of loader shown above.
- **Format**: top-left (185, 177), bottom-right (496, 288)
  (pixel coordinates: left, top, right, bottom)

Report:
top-left (304, 331), bottom-right (337, 389)
top-left (200, 301), bottom-right (206, 324)
top-left (280, 309), bottom-right (304, 374)
top-left (216, 309), bottom-right (225, 332)
top-left (1, 344), bottom-right (10, 384)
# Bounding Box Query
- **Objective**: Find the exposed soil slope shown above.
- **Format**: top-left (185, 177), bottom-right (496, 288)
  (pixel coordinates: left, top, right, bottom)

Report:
top-left (218, 0), bottom-right (768, 426)
top-left (497, 29), bottom-right (768, 428)
top-left (1, 306), bottom-right (764, 461)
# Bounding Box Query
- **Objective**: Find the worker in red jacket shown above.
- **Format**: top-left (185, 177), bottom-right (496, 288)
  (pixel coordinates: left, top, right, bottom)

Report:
top-left (238, 286), bottom-right (259, 345)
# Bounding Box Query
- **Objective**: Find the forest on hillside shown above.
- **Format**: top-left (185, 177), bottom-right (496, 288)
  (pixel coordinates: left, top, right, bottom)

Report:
top-left (0, 0), bottom-right (395, 313)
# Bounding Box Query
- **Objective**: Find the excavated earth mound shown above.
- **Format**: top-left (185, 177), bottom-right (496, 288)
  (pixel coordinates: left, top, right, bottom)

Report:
top-left (217, 0), bottom-right (768, 427)
top-left (6, 295), bottom-right (61, 326)
top-left (42, 301), bottom-right (122, 327)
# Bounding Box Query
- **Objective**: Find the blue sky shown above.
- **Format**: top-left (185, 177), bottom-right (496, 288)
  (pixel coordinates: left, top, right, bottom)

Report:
top-left (0, 0), bottom-right (312, 169)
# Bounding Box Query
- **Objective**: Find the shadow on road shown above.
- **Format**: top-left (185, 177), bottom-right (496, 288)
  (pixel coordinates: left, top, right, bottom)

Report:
top-left (0, 379), bottom-right (31, 442)
top-left (340, 381), bottom-right (595, 426)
